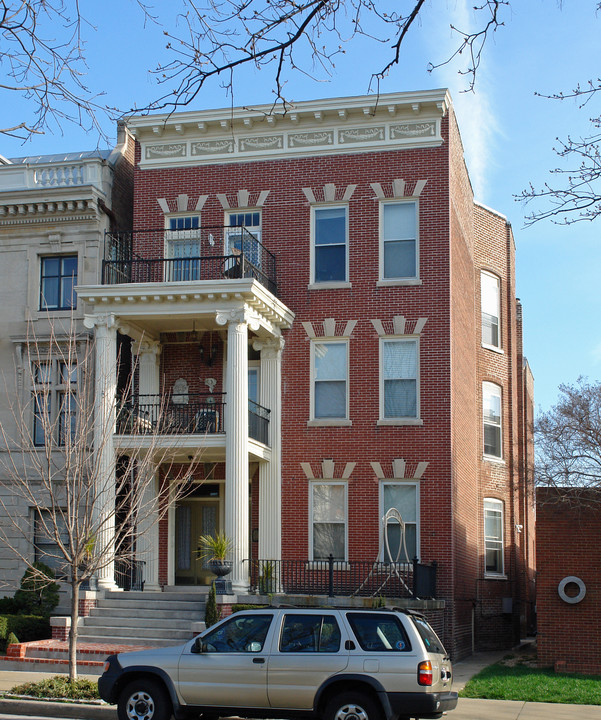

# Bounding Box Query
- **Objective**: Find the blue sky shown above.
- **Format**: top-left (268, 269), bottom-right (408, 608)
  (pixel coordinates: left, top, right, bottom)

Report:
top-left (2, 1), bottom-right (599, 413)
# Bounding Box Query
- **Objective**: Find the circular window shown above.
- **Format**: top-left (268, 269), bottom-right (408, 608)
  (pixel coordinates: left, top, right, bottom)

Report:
top-left (557, 576), bottom-right (586, 604)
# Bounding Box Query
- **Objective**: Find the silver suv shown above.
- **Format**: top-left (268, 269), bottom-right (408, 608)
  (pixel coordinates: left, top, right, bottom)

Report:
top-left (99, 607), bottom-right (457, 720)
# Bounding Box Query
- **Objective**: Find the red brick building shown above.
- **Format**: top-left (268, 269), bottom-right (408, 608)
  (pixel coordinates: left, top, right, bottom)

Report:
top-left (537, 488), bottom-right (600, 674)
top-left (78, 90), bottom-right (535, 658)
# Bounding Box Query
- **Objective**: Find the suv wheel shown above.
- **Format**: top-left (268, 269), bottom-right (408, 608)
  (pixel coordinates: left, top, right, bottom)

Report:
top-left (118, 678), bottom-right (172, 720)
top-left (324, 692), bottom-right (382, 720)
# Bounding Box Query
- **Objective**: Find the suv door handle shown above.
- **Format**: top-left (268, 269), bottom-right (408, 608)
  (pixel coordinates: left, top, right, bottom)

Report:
top-left (253, 657), bottom-right (265, 664)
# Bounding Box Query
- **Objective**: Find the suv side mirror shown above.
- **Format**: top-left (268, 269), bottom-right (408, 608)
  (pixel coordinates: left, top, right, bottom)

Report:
top-left (191, 637), bottom-right (204, 654)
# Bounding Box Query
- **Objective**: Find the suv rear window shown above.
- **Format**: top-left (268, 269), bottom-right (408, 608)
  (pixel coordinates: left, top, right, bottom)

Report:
top-left (410, 616), bottom-right (446, 655)
top-left (280, 614), bottom-right (341, 653)
top-left (347, 613), bottom-right (411, 652)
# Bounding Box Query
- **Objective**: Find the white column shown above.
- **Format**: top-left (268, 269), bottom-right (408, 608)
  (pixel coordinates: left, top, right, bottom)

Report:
top-left (254, 337), bottom-right (284, 563)
top-left (217, 309), bottom-right (258, 593)
top-left (84, 313), bottom-right (119, 591)
top-left (133, 340), bottom-right (162, 591)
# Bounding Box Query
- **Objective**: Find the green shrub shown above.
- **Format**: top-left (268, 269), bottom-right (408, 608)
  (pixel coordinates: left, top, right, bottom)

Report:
top-left (13, 563), bottom-right (60, 616)
top-left (232, 604), bottom-right (268, 613)
top-left (0, 597), bottom-right (19, 614)
top-left (6, 632), bottom-right (19, 646)
top-left (0, 615), bottom-right (51, 643)
top-left (205, 584), bottom-right (220, 628)
top-left (10, 675), bottom-right (99, 700)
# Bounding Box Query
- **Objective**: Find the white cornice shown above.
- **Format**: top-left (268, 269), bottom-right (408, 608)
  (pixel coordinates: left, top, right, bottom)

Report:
top-left (128, 90), bottom-right (451, 169)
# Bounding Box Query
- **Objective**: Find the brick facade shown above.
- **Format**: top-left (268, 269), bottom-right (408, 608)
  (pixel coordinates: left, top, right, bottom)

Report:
top-left (78, 91), bottom-right (534, 659)
top-left (537, 488), bottom-right (600, 674)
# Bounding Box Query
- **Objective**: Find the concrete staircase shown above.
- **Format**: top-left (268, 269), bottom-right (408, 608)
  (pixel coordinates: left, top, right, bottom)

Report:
top-left (78, 589), bottom-right (207, 647)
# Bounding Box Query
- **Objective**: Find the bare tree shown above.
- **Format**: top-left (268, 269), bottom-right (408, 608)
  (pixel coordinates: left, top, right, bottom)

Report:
top-left (535, 377), bottom-right (601, 501)
top-left (0, 318), bottom-right (202, 680)
top-left (143, 0), bottom-right (507, 114)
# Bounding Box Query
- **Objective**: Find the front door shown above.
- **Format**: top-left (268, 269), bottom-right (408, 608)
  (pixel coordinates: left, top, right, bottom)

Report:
top-left (175, 499), bottom-right (219, 585)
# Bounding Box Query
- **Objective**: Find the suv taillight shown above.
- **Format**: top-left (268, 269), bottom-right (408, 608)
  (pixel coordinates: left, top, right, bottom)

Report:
top-left (418, 660), bottom-right (433, 686)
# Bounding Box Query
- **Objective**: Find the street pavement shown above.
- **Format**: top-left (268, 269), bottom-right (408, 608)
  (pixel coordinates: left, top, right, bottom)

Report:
top-left (0, 650), bottom-right (599, 719)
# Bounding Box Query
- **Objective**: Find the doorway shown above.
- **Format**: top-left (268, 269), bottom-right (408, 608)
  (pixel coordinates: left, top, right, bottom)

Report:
top-left (175, 485), bottom-right (221, 585)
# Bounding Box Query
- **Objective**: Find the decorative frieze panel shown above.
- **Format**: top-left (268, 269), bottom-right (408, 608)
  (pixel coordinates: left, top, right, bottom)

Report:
top-left (390, 121), bottom-right (436, 139)
top-left (370, 458), bottom-right (429, 480)
top-left (302, 318), bottom-right (357, 338)
top-left (288, 131), bottom-right (334, 148)
top-left (145, 143), bottom-right (186, 160)
top-left (338, 126), bottom-right (385, 144)
top-left (191, 139), bottom-right (235, 156)
top-left (371, 316), bottom-right (427, 337)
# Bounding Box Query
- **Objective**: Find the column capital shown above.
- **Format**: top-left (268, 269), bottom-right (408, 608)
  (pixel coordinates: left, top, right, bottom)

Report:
top-left (133, 338), bottom-right (162, 358)
top-left (215, 307), bottom-right (261, 332)
top-left (252, 336), bottom-right (285, 358)
top-left (84, 313), bottom-right (117, 332)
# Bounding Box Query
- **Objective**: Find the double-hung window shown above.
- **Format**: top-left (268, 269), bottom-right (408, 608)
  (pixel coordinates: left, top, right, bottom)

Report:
top-left (483, 382), bottom-right (502, 459)
top-left (380, 201), bottom-right (418, 281)
top-left (481, 271), bottom-right (501, 348)
top-left (484, 498), bottom-right (504, 575)
top-left (312, 341), bottom-right (348, 420)
top-left (312, 206), bottom-right (347, 283)
top-left (381, 338), bottom-right (419, 420)
top-left (311, 482), bottom-right (346, 561)
top-left (381, 482), bottom-right (418, 562)
top-left (166, 215), bottom-right (201, 281)
top-left (40, 255), bottom-right (77, 310)
top-left (34, 508), bottom-right (69, 578)
top-left (32, 360), bottom-right (77, 447)
top-left (226, 210), bottom-right (262, 268)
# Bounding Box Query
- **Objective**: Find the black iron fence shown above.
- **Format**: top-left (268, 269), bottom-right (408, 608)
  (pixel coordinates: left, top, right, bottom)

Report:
top-left (247, 557), bottom-right (437, 599)
top-left (115, 559), bottom-right (145, 591)
top-left (103, 226), bottom-right (277, 296)
top-left (116, 393), bottom-right (271, 445)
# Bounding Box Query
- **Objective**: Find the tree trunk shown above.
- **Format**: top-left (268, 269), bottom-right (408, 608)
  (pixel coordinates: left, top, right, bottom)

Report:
top-left (69, 579), bottom-right (80, 681)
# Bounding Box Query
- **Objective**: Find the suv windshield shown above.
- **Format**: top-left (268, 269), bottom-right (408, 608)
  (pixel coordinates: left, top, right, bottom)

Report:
top-left (410, 616), bottom-right (446, 655)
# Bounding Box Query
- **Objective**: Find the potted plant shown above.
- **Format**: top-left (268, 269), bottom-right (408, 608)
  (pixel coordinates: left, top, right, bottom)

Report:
top-left (197, 532), bottom-right (233, 578)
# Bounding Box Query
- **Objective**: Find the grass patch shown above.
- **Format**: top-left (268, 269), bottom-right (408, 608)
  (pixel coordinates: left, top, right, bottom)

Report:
top-left (460, 661), bottom-right (601, 705)
top-left (9, 675), bottom-right (99, 701)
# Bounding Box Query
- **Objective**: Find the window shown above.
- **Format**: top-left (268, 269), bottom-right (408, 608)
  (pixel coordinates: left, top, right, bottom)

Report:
top-left (484, 499), bottom-right (504, 575)
top-left (312, 341), bottom-right (348, 420)
top-left (202, 614), bottom-right (273, 653)
top-left (34, 508), bottom-right (69, 578)
top-left (347, 613), bottom-right (412, 652)
top-left (311, 483), bottom-right (346, 561)
top-left (40, 256), bottom-right (77, 310)
top-left (32, 360), bottom-right (77, 447)
top-left (312, 206), bottom-right (347, 283)
top-left (483, 382), bottom-right (502, 458)
top-left (226, 210), bottom-right (262, 267)
top-left (380, 201), bottom-right (417, 280)
top-left (280, 614), bottom-right (341, 653)
top-left (481, 271), bottom-right (501, 348)
top-left (381, 339), bottom-right (418, 419)
top-left (165, 216), bottom-right (201, 281)
top-left (381, 482), bottom-right (418, 562)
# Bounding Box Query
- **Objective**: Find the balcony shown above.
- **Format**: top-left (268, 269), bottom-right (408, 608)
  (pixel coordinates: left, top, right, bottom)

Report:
top-left (103, 226), bottom-right (277, 296)
top-left (116, 393), bottom-right (270, 446)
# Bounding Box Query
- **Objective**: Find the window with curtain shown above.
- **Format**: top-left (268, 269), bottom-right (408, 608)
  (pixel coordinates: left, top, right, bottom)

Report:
top-left (313, 206), bottom-right (347, 283)
top-left (484, 498), bottom-right (504, 574)
top-left (311, 483), bottom-right (346, 561)
top-left (381, 483), bottom-right (418, 562)
top-left (32, 359), bottom-right (77, 447)
top-left (381, 201), bottom-right (417, 279)
top-left (481, 271), bottom-right (501, 348)
top-left (313, 341), bottom-right (347, 419)
top-left (166, 216), bottom-right (201, 281)
top-left (382, 339), bottom-right (418, 418)
top-left (483, 382), bottom-right (502, 458)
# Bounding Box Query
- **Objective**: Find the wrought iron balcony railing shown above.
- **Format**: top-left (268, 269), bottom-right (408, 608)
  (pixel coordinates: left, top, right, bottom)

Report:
top-left (247, 557), bottom-right (438, 599)
top-left (103, 226), bottom-right (277, 296)
top-left (116, 393), bottom-right (271, 445)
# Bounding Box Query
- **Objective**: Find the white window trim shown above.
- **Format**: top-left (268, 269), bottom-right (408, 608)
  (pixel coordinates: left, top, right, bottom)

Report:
top-left (379, 480), bottom-right (420, 562)
top-left (309, 338), bottom-right (350, 425)
top-left (309, 204), bottom-right (349, 287)
top-left (481, 270), bottom-right (502, 351)
top-left (309, 480), bottom-right (348, 563)
top-left (483, 497), bottom-right (505, 578)
top-left (224, 208), bottom-right (262, 253)
top-left (163, 214), bottom-right (202, 257)
top-left (483, 381), bottom-right (503, 460)
top-left (378, 199), bottom-right (420, 283)
top-left (377, 336), bottom-right (421, 425)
